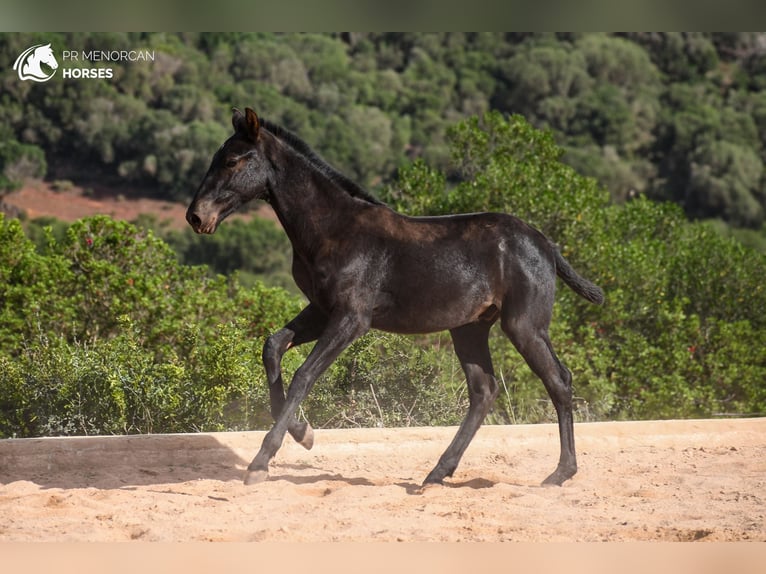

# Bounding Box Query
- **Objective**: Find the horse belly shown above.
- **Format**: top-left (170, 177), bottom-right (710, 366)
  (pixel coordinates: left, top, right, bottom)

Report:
top-left (368, 223), bottom-right (509, 333)
top-left (371, 275), bottom-right (499, 334)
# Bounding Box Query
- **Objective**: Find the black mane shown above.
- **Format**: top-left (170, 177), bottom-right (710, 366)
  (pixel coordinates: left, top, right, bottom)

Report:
top-left (260, 118), bottom-right (385, 206)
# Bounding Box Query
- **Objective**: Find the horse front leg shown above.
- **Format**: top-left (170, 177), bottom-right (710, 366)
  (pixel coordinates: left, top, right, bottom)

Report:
top-left (262, 304), bottom-right (327, 449)
top-left (246, 311), bottom-right (370, 485)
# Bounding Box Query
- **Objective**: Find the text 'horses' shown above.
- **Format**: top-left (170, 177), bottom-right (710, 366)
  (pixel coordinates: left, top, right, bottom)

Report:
top-left (186, 108), bottom-right (604, 487)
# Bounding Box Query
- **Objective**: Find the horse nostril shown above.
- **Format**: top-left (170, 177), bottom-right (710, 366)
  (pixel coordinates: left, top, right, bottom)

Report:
top-left (187, 211), bottom-right (202, 230)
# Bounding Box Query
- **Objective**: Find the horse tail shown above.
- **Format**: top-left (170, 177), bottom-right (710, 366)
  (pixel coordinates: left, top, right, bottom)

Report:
top-left (552, 245), bottom-right (604, 305)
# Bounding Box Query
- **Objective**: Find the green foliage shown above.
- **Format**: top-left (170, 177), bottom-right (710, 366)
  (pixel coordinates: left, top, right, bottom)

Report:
top-left (0, 212), bottom-right (302, 437)
top-left (306, 332), bottom-right (466, 428)
top-left (157, 215), bottom-right (294, 291)
top-left (652, 82), bottom-right (765, 227)
top-left (0, 318), bottom-right (273, 436)
top-left (0, 215), bottom-right (75, 350)
top-left (0, 126), bottom-right (47, 194)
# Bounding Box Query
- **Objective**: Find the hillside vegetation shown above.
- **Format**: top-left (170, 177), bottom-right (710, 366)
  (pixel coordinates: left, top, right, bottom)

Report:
top-left (3, 33), bottom-right (766, 238)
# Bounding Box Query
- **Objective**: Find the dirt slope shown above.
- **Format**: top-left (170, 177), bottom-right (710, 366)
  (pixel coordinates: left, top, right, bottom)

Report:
top-left (3, 181), bottom-right (275, 229)
top-left (1, 418), bottom-right (764, 542)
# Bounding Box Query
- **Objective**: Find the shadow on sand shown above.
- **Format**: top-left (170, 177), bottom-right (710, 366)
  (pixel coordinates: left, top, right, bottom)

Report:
top-left (0, 433), bottom-right (249, 490)
top-left (395, 476), bottom-right (498, 495)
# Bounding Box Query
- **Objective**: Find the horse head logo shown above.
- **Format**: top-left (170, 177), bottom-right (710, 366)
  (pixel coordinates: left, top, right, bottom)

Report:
top-left (13, 43), bottom-right (59, 82)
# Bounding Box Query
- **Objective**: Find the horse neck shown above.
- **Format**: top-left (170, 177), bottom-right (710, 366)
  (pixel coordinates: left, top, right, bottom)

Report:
top-left (267, 142), bottom-right (359, 256)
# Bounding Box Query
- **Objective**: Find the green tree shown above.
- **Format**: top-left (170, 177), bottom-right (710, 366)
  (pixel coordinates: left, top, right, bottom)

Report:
top-left (624, 33), bottom-right (719, 81)
top-left (161, 216), bottom-right (293, 290)
top-left (652, 83), bottom-right (764, 226)
top-left (495, 39), bottom-right (590, 134)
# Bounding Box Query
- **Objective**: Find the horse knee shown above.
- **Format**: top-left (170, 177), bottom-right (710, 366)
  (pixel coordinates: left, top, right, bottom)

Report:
top-left (262, 336), bottom-right (274, 362)
top-left (561, 364), bottom-right (572, 388)
top-left (262, 333), bottom-right (280, 362)
top-left (262, 329), bottom-right (292, 366)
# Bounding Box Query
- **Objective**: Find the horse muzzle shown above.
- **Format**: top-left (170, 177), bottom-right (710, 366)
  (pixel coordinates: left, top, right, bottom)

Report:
top-left (185, 206), bottom-right (218, 234)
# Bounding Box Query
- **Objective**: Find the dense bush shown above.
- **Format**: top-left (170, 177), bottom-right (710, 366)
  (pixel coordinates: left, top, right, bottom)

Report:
top-left (0, 125), bottom-right (47, 194)
top-left (154, 215), bottom-right (295, 292)
top-left (0, 213), bottom-right (303, 437)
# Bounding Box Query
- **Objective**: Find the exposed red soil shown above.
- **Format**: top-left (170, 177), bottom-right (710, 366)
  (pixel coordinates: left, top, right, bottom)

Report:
top-left (2, 180), bottom-right (277, 229)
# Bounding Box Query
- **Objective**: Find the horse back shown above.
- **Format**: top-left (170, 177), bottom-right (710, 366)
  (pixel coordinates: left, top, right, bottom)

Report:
top-left (347, 207), bottom-right (556, 333)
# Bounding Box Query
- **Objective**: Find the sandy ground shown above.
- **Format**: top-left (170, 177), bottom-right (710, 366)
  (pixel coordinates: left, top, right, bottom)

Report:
top-left (1, 418), bottom-right (764, 542)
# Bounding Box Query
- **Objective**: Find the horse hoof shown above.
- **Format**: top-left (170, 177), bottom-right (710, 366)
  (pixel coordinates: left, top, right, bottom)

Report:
top-left (541, 466), bottom-right (576, 487)
top-left (420, 472), bottom-right (445, 491)
top-left (289, 422), bottom-right (315, 450)
top-left (243, 469), bottom-right (269, 485)
top-left (298, 424), bottom-right (314, 450)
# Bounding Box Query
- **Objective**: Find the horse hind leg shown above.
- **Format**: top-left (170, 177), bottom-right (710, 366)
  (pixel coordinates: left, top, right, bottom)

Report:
top-left (502, 308), bottom-right (577, 486)
top-left (423, 322), bottom-right (499, 486)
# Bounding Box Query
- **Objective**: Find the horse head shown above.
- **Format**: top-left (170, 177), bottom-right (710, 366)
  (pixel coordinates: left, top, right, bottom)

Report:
top-left (186, 108), bottom-right (272, 234)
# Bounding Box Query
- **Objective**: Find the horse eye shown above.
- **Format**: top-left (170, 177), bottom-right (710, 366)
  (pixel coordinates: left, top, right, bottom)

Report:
top-left (225, 158), bottom-right (238, 168)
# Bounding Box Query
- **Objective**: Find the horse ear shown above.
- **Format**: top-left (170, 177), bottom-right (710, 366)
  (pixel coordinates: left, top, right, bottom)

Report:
top-left (244, 107), bottom-right (260, 141)
top-left (232, 107), bottom-right (245, 133)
